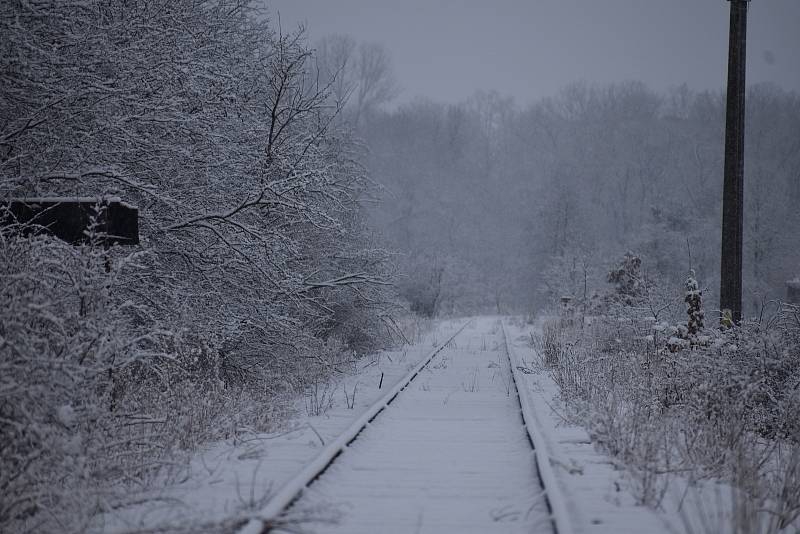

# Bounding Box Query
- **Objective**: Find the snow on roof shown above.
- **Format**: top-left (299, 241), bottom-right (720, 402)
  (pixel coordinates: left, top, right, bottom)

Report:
top-left (7, 196), bottom-right (121, 203)
top-left (3, 197), bottom-right (136, 209)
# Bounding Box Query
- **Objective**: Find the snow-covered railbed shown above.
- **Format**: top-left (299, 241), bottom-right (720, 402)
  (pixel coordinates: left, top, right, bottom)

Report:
top-left (272, 317), bottom-right (554, 534)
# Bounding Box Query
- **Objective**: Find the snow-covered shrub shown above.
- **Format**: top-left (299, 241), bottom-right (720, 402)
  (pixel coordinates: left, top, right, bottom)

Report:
top-left (538, 298), bottom-right (800, 520)
top-left (537, 255), bottom-right (800, 520)
top-left (684, 271), bottom-right (705, 338)
top-left (540, 320), bottom-right (566, 367)
top-left (678, 305), bottom-right (800, 442)
top-left (0, 227), bottom-right (169, 531)
top-left (666, 270), bottom-right (708, 352)
top-left (607, 251), bottom-right (647, 306)
top-left (565, 250), bottom-right (678, 325)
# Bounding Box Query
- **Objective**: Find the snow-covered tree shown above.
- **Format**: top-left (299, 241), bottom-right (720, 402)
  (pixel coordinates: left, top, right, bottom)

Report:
top-left (684, 270), bottom-right (705, 340)
top-left (1, 2), bottom-right (396, 530)
top-left (314, 35), bottom-right (399, 129)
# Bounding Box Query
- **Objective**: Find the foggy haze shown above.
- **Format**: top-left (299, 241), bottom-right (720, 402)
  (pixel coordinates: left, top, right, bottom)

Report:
top-left (3, 2), bottom-right (800, 533)
top-left (267, 0), bottom-right (800, 106)
top-left (286, 1), bottom-right (800, 317)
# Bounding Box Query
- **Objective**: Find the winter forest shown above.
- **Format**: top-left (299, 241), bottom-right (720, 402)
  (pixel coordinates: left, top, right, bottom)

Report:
top-left (2, 1), bottom-right (800, 533)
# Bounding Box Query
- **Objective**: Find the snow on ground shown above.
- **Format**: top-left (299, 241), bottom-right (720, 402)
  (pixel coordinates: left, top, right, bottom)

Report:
top-left (93, 316), bottom-right (694, 534)
top-left (287, 316), bottom-right (551, 534)
top-left (504, 318), bottom-right (672, 534)
top-left (91, 319), bottom-right (463, 533)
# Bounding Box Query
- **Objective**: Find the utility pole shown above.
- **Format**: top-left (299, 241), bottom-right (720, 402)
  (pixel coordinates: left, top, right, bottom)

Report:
top-left (720, 0), bottom-right (749, 325)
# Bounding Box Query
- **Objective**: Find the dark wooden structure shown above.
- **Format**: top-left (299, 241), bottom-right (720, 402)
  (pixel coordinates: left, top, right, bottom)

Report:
top-left (719, 0), bottom-right (749, 324)
top-left (1, 197), bottom-right (139, 246)
top-left (788, 280), bottom-right (800, 305)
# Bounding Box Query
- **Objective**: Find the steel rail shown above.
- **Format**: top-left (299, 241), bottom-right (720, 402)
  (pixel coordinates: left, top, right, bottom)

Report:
top-left (500, 320), bottom-right (575, 534)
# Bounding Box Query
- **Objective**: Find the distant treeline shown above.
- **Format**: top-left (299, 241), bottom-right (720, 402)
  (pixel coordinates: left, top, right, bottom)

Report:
top-left (363, 83), bottom-right (800, 314)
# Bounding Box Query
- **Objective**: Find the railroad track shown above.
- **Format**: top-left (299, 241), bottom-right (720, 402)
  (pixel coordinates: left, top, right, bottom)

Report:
top-left (239, 318), bottom-right (574, 534)
top-left (499, 320), bottom-right (574, 534)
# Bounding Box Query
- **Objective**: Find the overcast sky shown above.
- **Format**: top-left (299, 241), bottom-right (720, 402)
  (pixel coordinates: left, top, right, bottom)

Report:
top-left (265, 0), bottom-right (799, 107)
